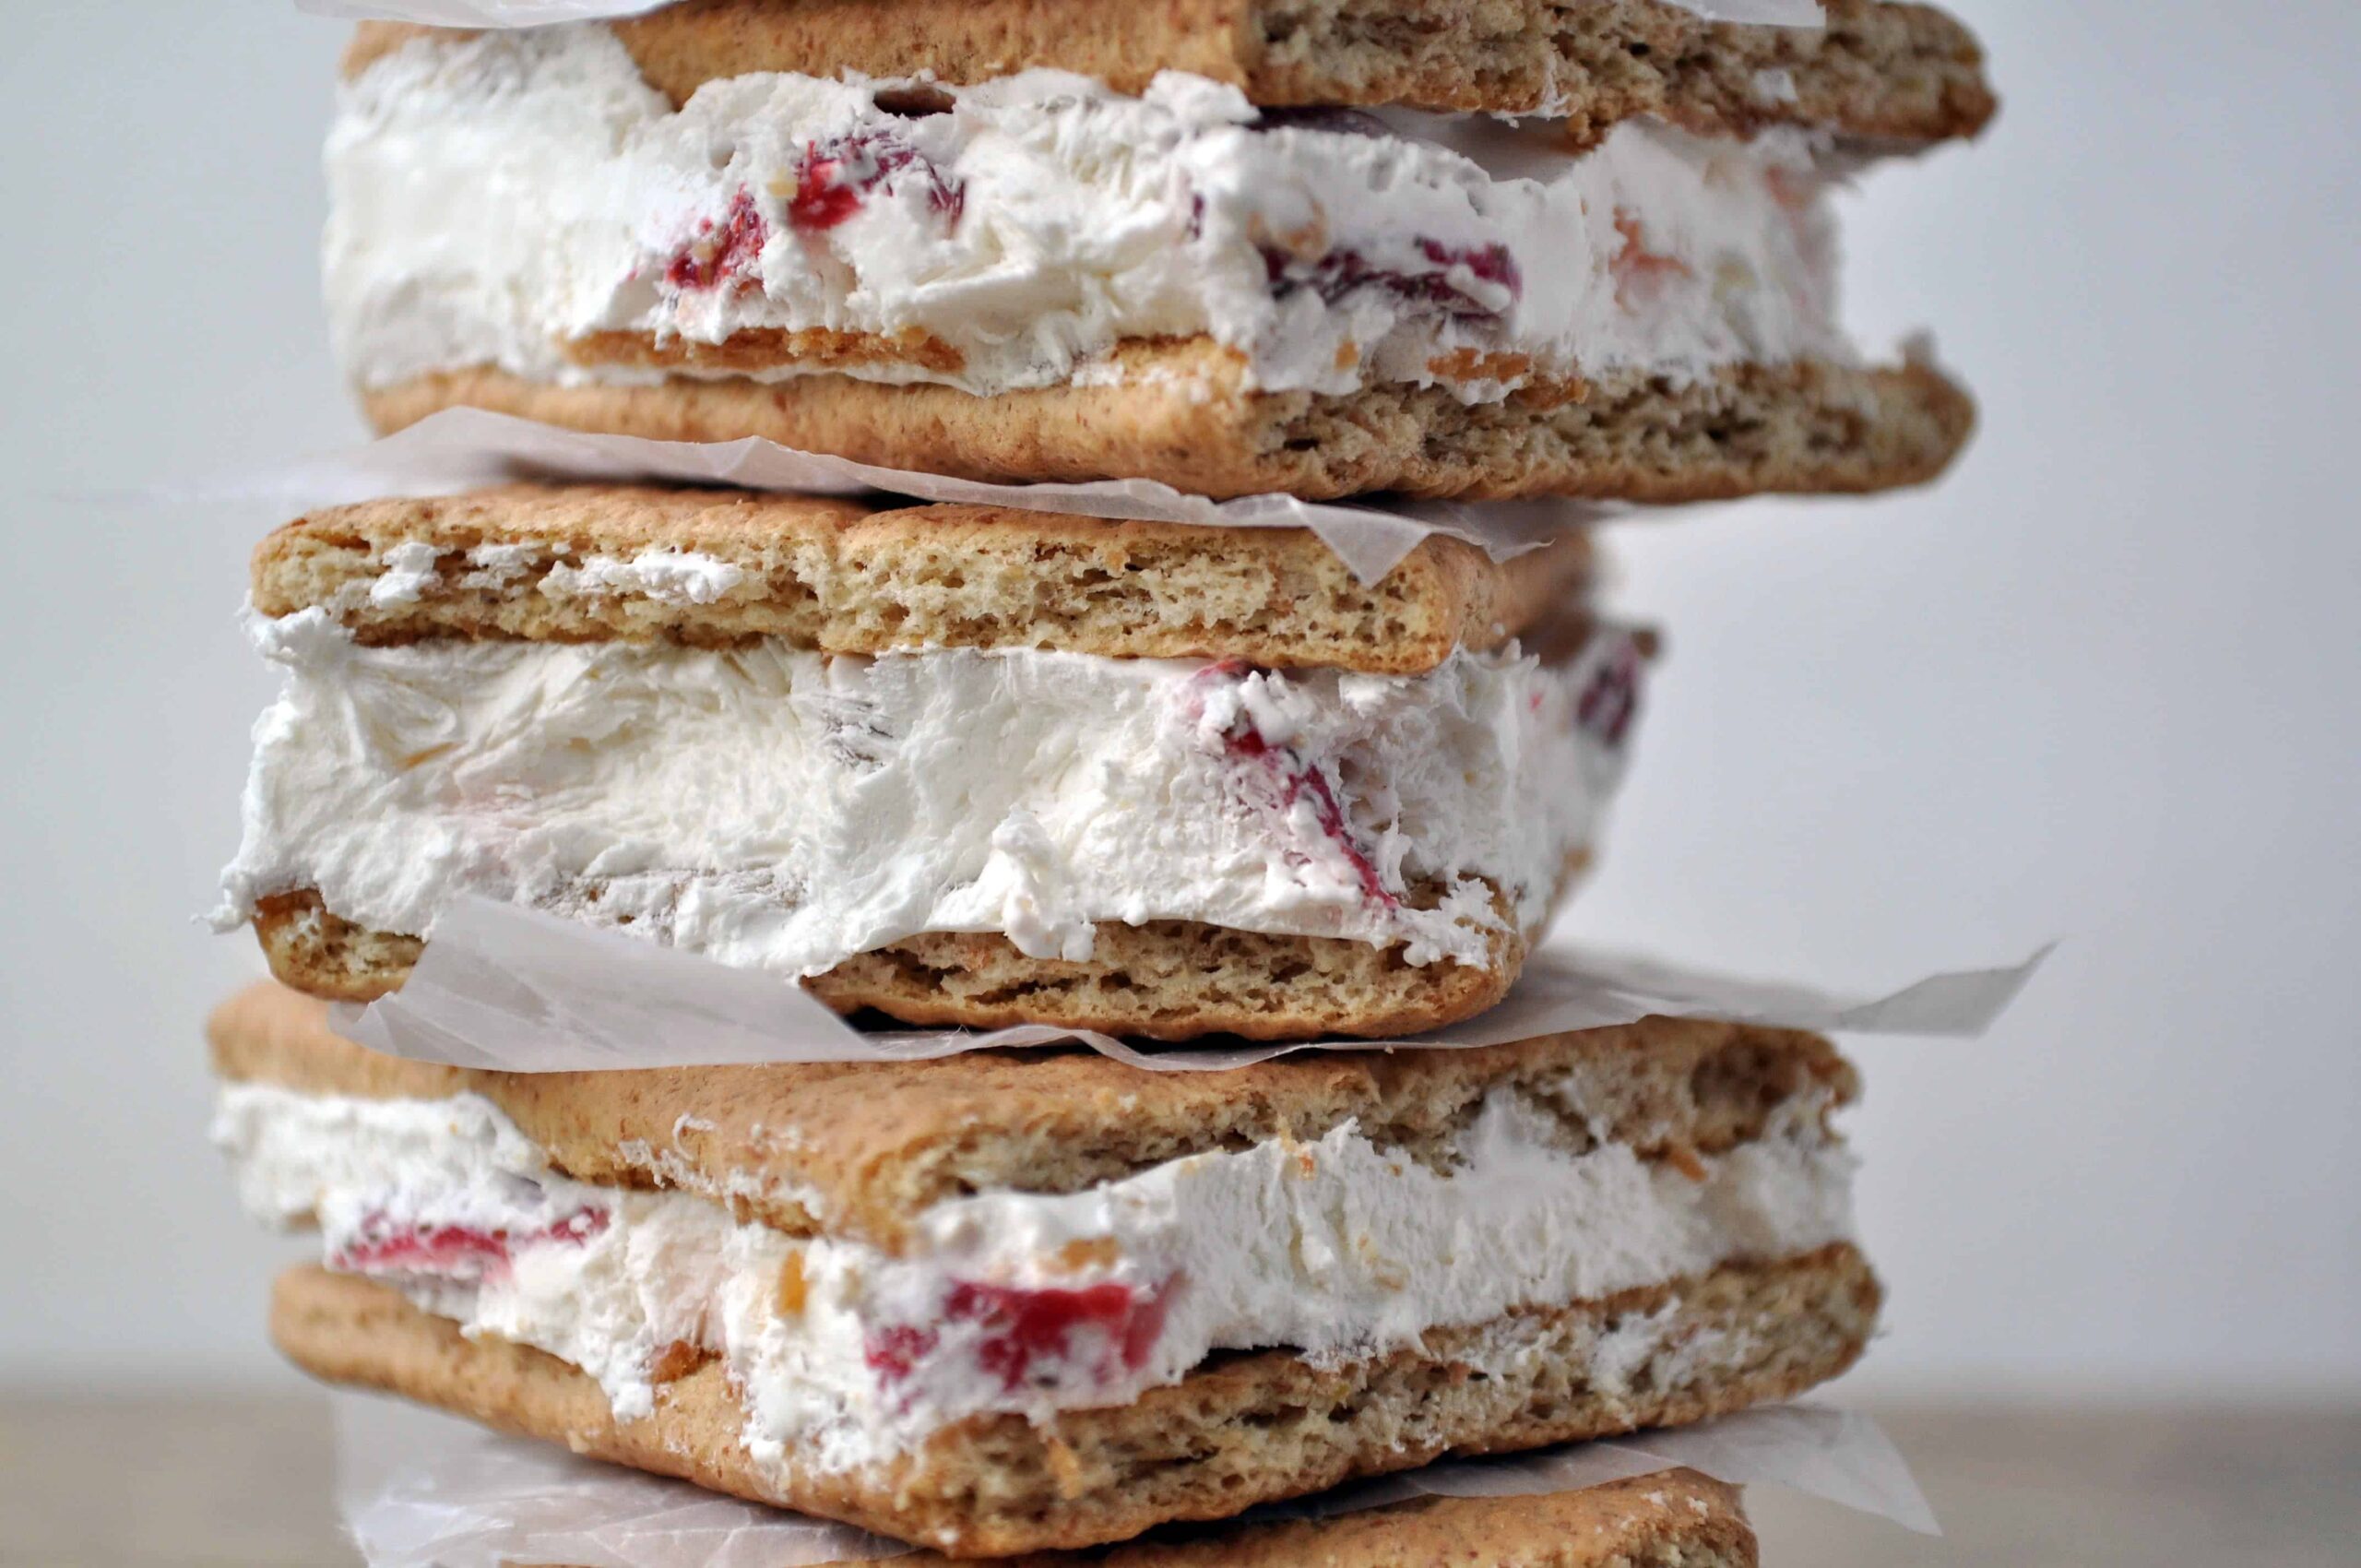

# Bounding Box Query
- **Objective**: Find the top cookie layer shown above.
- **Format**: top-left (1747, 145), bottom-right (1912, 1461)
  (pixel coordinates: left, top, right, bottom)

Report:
top-left (209, 980), bottom-right (1856, 1252)
top-left (345, 0), bottom-right (1994, 148)
top-left (254, 484), bottom-right (1591, 674)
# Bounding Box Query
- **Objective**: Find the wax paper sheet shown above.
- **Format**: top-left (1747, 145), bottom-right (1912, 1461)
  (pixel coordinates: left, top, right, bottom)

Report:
top-left (339, 1398), bottom-right (915, 1568)
top-left (333, 894), bottom-right (2047, 1072)
top-left (205, 408), bottom-right (1596, 586)
top-left (299, 0), bottom-right (676, 22)
top-left (1672, 0), bottom-right (1825, 23)
top-left (338, 1394), bottom-right (1929, 1568)
top-left (301, 1), bottom-right (1826, 32)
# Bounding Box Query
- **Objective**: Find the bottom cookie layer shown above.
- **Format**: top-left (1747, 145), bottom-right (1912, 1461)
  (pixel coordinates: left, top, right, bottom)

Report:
top-left (252, 885), bottom-right (1541, 1040)
top-left (364, 350), bottom-right (1973, 503)
top-left (272, 1243), bottom-right (1874, 1555)
top-left (406, 1467), bottom-right (1753, 1568)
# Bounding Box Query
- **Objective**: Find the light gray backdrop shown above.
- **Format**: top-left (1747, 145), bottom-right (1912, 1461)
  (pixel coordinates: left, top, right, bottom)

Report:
top-left (1, 1), bottom-right (2354, 1398)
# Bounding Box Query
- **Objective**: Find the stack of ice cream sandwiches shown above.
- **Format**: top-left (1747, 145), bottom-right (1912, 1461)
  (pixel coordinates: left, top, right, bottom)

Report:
top-left (207, 2), bottom-right (1992, 1562)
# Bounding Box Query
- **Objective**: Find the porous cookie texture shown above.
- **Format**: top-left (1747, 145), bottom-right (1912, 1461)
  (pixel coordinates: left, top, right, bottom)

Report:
top-left (841, 1470), bottom-right (1753, 1568)
top-left (256, 484), bottom-right (1594, 675)
top-left (273, 1251), bottom-right (1867, 1554)
top-left (362, 350), bottom-right (1975, 504)
top-left (210, 980), bottom-right (1858, 1250)
top-left (344, 0), bottom-right (1994, 148)
top-left (248, 882), bottom-right (1540, 1042)
top-left (805, 916), bottom-right (1536, 1040)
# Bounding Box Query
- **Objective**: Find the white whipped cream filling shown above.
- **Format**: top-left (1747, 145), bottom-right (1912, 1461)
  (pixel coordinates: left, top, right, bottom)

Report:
top-left (215, 1078), bottom-right (1853, 1474)
top-left (326, 28), bottom-right (1850, 401)
top-left (212, 612), bottom-right (1641, 973)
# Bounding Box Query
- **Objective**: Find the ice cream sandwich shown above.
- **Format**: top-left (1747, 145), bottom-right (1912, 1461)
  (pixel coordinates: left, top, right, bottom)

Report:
top-left (213, 484), bottom-right (1635, 1039)
top-left (326, 16), bottom-right (1978, 500)
top-left (216, 980), bottom-right (1873, 1554)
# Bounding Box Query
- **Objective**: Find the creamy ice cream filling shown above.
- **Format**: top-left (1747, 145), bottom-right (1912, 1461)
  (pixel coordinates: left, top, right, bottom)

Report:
top-left (327, 28), bottom-right (1851, 402)
top-left (215, 1077), bottom-right (1854, 1472)
top-left (212, 611), bottom-right (1642, 974)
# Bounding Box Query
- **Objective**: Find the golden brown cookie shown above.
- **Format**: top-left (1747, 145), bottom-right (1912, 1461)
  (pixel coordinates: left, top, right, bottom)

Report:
top-left (346, 0), bottom-right (1996, 148)
top-left (257, 483), bottom-right (1594, 674)
top-left (210, 980), bottom-right (1857, 1250)
top-left (364, 350), bottom-right (1974, 505)
top-left (501, 1471), bottom-right (1763, 1568)
top-left (248, 888), bottom-right (1549, 1042)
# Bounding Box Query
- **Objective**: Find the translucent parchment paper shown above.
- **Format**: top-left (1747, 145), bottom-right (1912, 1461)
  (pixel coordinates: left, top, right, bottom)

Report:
top-left (338, 1393), bottom-right (1930, 1568)
top-left (299, 0), bottom-right (677, 22)
top-left (207, 408), bottom-right (1596, 586)
top-left (333, 894), bottom-right (2047, 1072)
top-left (300, 1), bottom-right (1825, 33)
top-left (1674, 1), bottom-right (1826, 23)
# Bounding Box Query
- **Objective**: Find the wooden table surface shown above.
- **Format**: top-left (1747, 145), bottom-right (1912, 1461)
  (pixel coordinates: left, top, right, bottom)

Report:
top-left (3, 1396), bottom-right (2354, 1565)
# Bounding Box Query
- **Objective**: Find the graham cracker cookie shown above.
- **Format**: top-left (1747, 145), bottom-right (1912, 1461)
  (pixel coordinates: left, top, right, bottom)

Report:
top-left (230, 511), bottom-right (1625, 1041)
top-left (273, 1252), bottom-right (1868, 1554)
top-left (823, 1470), bottom-right (1753, 1568)
top-left (363, 350), bottom-right (1974, 504)
top-left (249, 867), bottom-right (1550, 1040)
top-left (345, 0), bottom-right (1994, 148)
top-left (513, 1472), bottom-right (1757, 1568)
top-left (210, 980), bottom-right (1857, 1251)
top-left (257, 484), bottom-right (1593, 675)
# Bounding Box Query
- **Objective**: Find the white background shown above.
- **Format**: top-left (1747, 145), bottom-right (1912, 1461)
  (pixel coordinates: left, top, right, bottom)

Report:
top-left (0, 1), bottom-right (2354, 1399)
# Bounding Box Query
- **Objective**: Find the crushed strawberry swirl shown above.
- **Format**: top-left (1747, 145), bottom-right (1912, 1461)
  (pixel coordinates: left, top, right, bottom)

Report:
top-left (331, 1206), bottom-right (611, 1282)
top-left (663, 189), bottom-right (768, 292)
top-left (788, 130), bottom-right (965, 233)
top-left (865, 1276), bottom-right (1176, 1395)
top-left (861, 1322), bottom-right (936, 1385)
top-left (1263, 238), bottom-right (1523, 321)
top-left (1574, 638), bottom-right (1644, 750)
top-left (659, 133), bottom-right (964, 294)
top-left (1189, 660), bottom-right (1398, 909)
